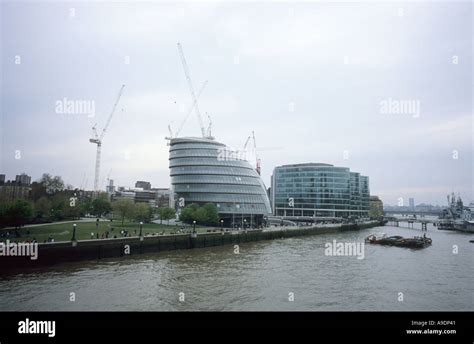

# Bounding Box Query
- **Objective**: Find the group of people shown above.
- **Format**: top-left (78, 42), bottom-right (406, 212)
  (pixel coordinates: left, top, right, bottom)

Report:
top-left (90, 231), bottom-right (120, 240)
top-left (0, 230), bottom-right (22, 238)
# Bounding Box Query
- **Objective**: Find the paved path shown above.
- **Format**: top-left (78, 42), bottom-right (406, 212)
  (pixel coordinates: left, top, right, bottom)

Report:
top-left (1, 217), bottom-right (109, 230)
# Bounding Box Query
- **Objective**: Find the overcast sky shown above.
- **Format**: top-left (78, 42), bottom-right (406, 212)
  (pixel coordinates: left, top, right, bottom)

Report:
top-left (1, 1), bottom-right (472, 206)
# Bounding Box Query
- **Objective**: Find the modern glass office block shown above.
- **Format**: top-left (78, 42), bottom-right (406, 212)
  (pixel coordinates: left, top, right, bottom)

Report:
top-left (272, 163), bottom-right (370, 219)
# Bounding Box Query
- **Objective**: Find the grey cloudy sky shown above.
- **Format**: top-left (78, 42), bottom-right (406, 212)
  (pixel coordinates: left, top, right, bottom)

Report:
top-left (1, 0), bottom-right (472, 206)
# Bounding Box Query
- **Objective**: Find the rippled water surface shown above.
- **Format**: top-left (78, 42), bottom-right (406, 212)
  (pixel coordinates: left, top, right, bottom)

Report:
top-left (0, 225), bottom-right (472, 311)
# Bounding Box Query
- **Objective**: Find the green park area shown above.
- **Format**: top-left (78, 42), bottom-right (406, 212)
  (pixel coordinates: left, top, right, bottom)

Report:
top-left (0, 174), bottom-right (226, 243)
top-left (0, 220), bottom-right (215, 243)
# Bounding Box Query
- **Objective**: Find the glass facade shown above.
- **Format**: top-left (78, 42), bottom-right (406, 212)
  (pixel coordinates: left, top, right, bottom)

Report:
top-left (169, 137), bottom-right (272, 227)
top-left (271, 163), bottom-right (370, 219)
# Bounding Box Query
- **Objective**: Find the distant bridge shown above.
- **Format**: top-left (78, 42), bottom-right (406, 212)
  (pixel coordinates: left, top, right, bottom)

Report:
top-left (383, 209), bottom-right (443, 216)
top-left (383, 215), bottom-right (440, 231)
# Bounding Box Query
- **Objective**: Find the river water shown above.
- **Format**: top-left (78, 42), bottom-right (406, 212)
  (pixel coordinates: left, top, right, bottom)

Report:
top-left (0, 224), bottom-right (472, 311)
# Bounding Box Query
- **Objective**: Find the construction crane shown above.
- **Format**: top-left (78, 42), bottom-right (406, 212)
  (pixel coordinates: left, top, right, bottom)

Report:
top-left (173, 80), bottom-right (208, 138)
top-left (79, 172), bottom-right (87, 190)
top-left (89, 84), bottom-right (125, 192)
top-left (242, 131), bottom-right (261, 175)
top-left (243, 135), bottom-right (251, 151)
top-left (253, 131), bottom-right (261, 175)
top-left (177, 42), bottom-right (207, 138)
top-left (206, 113), bottom-right (212, 138)
top-left (105, 168), bottom-right (112, 186)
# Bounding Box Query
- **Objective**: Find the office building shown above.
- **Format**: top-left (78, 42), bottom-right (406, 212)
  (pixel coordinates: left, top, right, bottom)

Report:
top-left (271, 163), bottom-right (370, 219)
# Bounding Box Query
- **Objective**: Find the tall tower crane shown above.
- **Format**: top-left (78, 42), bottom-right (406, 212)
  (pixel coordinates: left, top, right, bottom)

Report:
top-left (173, 80), bottom-right (208, 138)
top-left (206, 113), bottom-right (212, 138)
top-left (243, 131), bottom-right (261, 175)
top-left (252, 131), bottom-right (261, 175)
top-left (177, 42), bottom-right (208, 138)
top-left (89, 84), bottom-right (125, 192)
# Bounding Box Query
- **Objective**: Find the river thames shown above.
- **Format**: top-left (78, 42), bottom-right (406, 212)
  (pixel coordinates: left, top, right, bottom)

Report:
top-left (0, 224), bottom-right (472, 311)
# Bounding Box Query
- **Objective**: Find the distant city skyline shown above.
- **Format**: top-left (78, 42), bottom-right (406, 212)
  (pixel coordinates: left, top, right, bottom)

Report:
top-left (1, 1), bottom-right (472, 206)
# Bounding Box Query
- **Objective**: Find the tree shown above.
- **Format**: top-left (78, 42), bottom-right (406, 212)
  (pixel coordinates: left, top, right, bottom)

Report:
top-left (0, 201), bottom-right (10, 228)
top-left (30, 182), bottom-right (47, 202)
top-left (202, 203), bottom-right (219, 226)
top-left (50, 194), bottom-right (68, 220)
top-left (179, 203), bottom-right (219, 226)
top-left (133, 203), bottom-right (153, 223)
top-left (34, 197), bottom-right (51, 220)
top-left (91, 197), bottom-right (112, 217)
top-left (64, 196), bottom-right (82, 220)
top-left (369, 204), bottom-right (384, 219)
top-left (6, 199), bottom-right (33, 229)
top-left (38, 173), bottom-right (65, 195)
top-left (179, 204), bottom-right (199, 224)
top-left (81, 198), bottom-right (93, 216)
top-left (194, 207), bottom-right (208, 224)
top-left (112, 199), bottom-right (135, 226)
top-left (157, 207), bottom-right (176, 225)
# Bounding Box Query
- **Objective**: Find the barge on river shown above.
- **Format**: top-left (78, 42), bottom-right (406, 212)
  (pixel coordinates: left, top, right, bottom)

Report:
top-left (365, 233), bottom-right (432, 249)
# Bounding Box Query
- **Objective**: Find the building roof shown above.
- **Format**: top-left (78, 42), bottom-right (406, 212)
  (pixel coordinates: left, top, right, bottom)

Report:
top-left (170, 137), bottom-right (224, 146)
top-left (276, 163), bottom-right (334, 168)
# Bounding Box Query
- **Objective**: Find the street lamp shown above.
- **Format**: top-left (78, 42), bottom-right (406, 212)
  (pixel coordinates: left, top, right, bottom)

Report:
top-left (243, 218), bottom-right (246, 229)
top-left (71, 223), bottom-right (77, 246)
top-left (192, 220), bottom-right (196, 234)
top-left (220, 219), bottom-right (224, 231)
top-left (139, 221), bottom-right (144, 241)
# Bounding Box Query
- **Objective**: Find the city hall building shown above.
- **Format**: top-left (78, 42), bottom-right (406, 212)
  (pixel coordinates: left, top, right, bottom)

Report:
top-left (271, 163), bottom-right (370, 219)
top-left (169, 137), bottom-right (272, 227)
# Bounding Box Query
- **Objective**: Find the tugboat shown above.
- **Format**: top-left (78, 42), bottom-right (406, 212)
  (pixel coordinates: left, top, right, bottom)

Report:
top-left (365, 233), bottom-right (432, 249)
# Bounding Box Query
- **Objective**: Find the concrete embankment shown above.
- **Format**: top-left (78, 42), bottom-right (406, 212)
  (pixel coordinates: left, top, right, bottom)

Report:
top-left (0, 221), bottom-right (383, 270)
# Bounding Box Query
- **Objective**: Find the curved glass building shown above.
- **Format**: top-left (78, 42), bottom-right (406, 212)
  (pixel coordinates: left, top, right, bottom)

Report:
top-left (271, 163), bottom-right (369, 219)
top-left (169, 137), bottom-right (272, 227)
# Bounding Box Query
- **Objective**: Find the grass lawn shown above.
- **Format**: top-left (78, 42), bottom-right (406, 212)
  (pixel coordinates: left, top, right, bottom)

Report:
top-left (0, 220), bottom-right (216, 243)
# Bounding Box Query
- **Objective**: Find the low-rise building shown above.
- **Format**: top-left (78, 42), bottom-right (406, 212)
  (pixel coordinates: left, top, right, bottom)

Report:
top-left (0, 174), bottom-right (32, 202)
top-left (15, 173), bottom-right (32, 186)
top-left (111, 187), bottom-right (171, 209)
top-left (135, 181), bottom-right (151, 190)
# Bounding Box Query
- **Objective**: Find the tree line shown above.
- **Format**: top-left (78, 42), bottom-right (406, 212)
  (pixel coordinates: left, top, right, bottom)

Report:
top-left (0, 173), bottom-right (176, 229)
top-left (179, 203), bottom-right (219, 226)
top-left (1, 173), bottom-right (223, 229)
